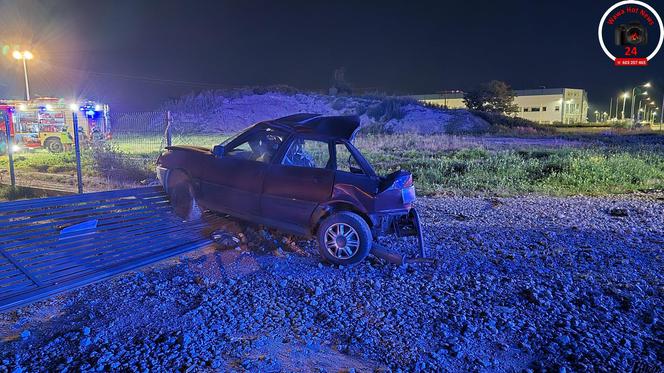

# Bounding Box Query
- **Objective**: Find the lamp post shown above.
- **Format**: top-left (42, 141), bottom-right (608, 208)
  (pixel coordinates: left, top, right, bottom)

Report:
top-left (630, 82), bottom-right (651, 122)
top-left (635, 93), bottom-right (649, 122)
top-left (12, 50), bottom-right (34, 101)
top-left (661, 97), bottom-right (664, 129)
top-left (647, 99), bottom-right (654, 123)
top-left (648, 103), bottom-right (656, 124)
top-left (621, 92), bottom-right (629, 120)
top-left (609, 98), bottom-right (613, 120)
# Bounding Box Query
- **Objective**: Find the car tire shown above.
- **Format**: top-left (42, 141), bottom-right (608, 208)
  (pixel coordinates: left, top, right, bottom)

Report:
top-left (167, 170), bottom-right (202, 221)
top-left (316, 211), bottom-right (372, 266)
top-left (44, 138), bottom-right (64, 153)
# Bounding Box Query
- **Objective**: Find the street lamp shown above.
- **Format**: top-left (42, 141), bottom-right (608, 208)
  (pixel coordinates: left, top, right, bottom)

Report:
top-left (12, 50), bottom-right (34, 101)
top-left (621, 92), bottom-right (629, 120)
top-left (630, 82), bottom-right (651, 121)
top-left (648, 103), bottom-right (656, 123)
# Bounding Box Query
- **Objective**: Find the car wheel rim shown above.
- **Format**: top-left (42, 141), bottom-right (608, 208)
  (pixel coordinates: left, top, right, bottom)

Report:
top-left (325, 223), bottom-right (360, 259)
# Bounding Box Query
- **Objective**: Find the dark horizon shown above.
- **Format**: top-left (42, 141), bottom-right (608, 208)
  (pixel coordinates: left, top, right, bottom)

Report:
top-left (0, 0), bottom-right (662, 113)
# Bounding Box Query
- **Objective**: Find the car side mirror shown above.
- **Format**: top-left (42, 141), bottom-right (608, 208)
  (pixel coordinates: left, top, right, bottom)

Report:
top-left (212, 145), bottom-right (225, 158)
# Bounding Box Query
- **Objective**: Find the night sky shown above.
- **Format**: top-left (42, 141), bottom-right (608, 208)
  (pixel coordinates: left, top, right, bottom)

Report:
top-left (0, 0), bottom-right (662, 112)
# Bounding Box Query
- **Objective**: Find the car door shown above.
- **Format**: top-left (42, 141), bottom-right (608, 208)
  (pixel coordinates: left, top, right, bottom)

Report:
top-left (261, 136), bottom-right (335, 230)
top-left (198, 128), bottom-right (284, 217)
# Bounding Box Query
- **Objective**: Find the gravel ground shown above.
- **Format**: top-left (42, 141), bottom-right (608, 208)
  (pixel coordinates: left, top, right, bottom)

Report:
top-left (0, 195), bottom-right (662, 372)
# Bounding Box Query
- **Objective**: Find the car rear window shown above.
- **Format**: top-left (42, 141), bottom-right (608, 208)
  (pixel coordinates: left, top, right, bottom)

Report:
top-left (335, 143), bottom-right (364, 174)
top-left (282, 138), bottom-right (330, 169)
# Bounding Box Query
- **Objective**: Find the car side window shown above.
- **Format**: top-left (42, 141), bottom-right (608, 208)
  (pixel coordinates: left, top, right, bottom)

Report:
top-left (335, 143), bottom-right (364, 175)
top-left (282, 138), bottom-right (331, 169)
top-left (225, 129), bottom-right (283, 163)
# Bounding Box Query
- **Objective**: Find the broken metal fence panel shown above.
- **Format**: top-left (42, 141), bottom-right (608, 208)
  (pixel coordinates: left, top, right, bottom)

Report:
top-left (0, 186), bottom-right (222, 311)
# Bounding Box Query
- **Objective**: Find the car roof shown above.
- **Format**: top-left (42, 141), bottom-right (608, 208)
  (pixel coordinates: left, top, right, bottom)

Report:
top-left (258, 114), bottom-right (361, 141)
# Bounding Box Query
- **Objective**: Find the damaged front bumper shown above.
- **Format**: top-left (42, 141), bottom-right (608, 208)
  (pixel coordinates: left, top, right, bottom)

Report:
top-left (370, 208), bottom-right (427, 261)
top-left (156, 166), bottom-right (170, 192)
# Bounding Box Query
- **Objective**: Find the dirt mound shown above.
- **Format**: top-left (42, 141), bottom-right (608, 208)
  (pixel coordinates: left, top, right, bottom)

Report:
top-left (381, 104), bottom-right (490, 134)
top-left (163, 90), bottom-right (490, 135)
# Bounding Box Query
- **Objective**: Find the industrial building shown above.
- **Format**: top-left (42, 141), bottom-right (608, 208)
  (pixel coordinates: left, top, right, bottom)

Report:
top-left (412, 88), bottom-right (589, 124)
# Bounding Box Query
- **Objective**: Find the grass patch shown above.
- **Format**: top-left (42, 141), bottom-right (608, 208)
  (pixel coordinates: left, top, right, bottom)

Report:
top-left (0, 185), bottom-right (49, 201)
top-left (1, 132), bottom-right (662, 197)
top-left (0, 152), bottom-right (96, 175)
top-left (356, 134), bottom-right (664, 196)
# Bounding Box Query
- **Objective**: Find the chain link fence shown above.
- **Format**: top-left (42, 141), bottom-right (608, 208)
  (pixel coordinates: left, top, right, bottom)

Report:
top-left (1, 109), bottom-right (232, 200)
top-left (1, 110), bottom-right (84, 196)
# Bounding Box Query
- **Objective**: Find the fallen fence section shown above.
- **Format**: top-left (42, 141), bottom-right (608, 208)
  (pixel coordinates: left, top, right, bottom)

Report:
top-left (0, 186), bottom-right (221, 312)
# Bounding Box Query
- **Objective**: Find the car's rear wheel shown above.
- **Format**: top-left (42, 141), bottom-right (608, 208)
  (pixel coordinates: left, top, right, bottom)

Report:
top-left (167, 170), bottom-right (202, 221)
top-left (316, 211), bottom-right (371, 265)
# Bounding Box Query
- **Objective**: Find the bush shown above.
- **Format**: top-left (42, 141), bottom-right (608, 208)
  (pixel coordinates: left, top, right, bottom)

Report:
top-left (91, 143), bottom-right (153, 183)
top-left (471, 111), bottom-right (554, 135)
top-left (0, 185), bottom-right (47, 201)
top-left (366, 97), bottom-right (412, 122)
top-left (358, 122), bottom-right (393, 135)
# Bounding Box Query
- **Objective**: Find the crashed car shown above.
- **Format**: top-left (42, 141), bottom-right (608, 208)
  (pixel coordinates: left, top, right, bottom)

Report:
top-left (156, 114), bottom-right (423, 265)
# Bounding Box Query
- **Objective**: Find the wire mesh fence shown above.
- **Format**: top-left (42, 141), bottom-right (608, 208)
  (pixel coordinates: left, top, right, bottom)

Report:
top-left (1, 110), bottom-right (85, 195)
top-left (1, 109), bottom-right (232, 200)
top-left (108, 111), bottom-right (168, 155)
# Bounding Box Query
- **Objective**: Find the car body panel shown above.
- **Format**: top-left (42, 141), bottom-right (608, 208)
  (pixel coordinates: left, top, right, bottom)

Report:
top-left (157, 114), bottom-right (418, 239)
top-left (261, 164), bottom-right (335, 227)
top-left (198, 157), bottom-right (267, 217)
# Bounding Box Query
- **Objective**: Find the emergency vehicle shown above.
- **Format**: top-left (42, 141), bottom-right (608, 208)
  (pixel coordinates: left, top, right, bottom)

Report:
top-left (0, 98), bottom-right (109, 154)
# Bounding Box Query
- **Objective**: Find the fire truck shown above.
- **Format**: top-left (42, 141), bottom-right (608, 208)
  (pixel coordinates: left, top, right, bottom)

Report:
top-left (0, 98), bottom-right (110, 154)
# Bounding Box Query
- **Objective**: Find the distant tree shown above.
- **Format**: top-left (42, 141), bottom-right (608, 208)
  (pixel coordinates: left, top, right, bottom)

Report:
top-left (463, 80), bottom-right (519, 114)
top-left (329, 67), bottom-right (352, 96)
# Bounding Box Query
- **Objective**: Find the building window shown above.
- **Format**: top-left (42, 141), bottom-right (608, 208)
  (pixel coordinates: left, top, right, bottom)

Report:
top-left (554, 106), bottom-right (560, 112)
top-left (531, 107), bottom-right (540, 112)
top-left (542, 106), bottom-right (547, 112)
top-left (523, 108), bottom-right (530, 112)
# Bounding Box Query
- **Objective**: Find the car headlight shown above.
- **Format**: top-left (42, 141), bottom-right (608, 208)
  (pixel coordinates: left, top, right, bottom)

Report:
top-left (402, 186), bottom-right (416, 204)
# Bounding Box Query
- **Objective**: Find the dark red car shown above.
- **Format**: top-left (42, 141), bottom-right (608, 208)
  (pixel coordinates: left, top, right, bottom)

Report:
top-left (156, 114), bottom-right (423, 265)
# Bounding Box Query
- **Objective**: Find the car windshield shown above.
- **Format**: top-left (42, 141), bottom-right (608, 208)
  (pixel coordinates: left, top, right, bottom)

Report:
top-left (225, 128), bottom-right (285, 163)
top-left (220, 127), bottom-right (250, 147)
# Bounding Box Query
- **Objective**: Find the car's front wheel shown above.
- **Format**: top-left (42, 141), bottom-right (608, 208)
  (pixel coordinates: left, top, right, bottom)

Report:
top-left (316, 211), bottom-right (372, 265)
top-left (167, 169), bottom-right (202, 221)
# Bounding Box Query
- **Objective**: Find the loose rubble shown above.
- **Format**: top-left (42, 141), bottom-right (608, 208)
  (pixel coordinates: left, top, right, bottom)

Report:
top-left (0, 195), bottom-right (662, 372)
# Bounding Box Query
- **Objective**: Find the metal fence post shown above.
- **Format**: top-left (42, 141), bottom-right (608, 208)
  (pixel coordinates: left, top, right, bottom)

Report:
top-left (166, 110), bottom-right (172, 147)
top-left (72, 112), bottom-right (84, 194)
top-left (3, 111), bottom-right (16, 187)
